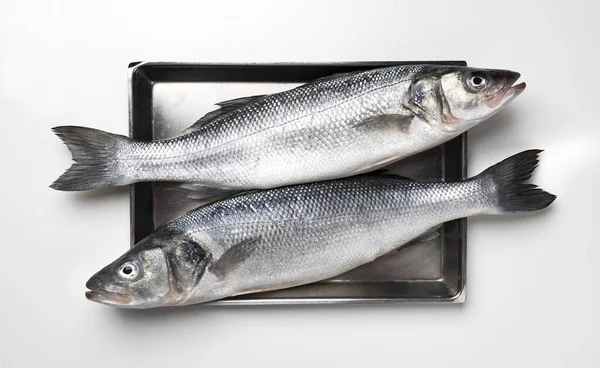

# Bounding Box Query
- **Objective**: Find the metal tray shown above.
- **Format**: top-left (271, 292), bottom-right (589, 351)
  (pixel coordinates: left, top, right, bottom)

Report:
top-left (128, 61), bottom-right (468, 305)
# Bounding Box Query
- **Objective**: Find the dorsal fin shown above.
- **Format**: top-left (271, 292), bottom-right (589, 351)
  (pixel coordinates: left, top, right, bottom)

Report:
top-left (351, 169), bottom-right (416, 181)
top-left (308, 70), bottom-right (361, 85)
top-left (215, 94), bottom-right (266, 108)
top-left (182, 94), bottom-right (267, 134)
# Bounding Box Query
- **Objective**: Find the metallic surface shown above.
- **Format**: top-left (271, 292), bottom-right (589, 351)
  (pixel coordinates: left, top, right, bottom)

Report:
top-left (128, 61), bottom-right (468, 305)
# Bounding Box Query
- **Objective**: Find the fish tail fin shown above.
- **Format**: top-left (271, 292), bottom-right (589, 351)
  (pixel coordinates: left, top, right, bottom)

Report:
top-left (50, 126), bottom-right (132, 191)
top-left (477, 149), bottom-right (556, 214)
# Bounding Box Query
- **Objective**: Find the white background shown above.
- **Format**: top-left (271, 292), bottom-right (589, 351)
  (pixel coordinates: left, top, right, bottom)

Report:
top-left (0, 0), bottom-right (598, 367)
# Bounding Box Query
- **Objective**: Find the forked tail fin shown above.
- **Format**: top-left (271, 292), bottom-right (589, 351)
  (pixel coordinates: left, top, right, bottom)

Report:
top-left (50, 126), bottom-right (132, 191)
top-left (476, 149), bottom-right (557, 213)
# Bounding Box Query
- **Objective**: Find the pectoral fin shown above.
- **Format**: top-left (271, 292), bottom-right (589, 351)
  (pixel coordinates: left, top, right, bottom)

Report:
top-left (353, 114), bottom-right (413, 133)
top-left (210, 238), bottom-right (261, 280)
top-left (351, 156), bottom-right (402, 175)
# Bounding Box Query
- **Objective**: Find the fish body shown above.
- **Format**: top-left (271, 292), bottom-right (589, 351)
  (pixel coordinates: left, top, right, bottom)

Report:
top-left (85, 150), bottom-right (555, 309)
top-left (52, 65), bottom-right (525, 193)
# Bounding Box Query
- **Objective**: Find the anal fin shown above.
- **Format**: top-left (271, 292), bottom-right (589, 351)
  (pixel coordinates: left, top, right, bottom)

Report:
top-left (402, 226), bottom-right (442, 249)
top-left (179, 183), bottom-right (240, 200)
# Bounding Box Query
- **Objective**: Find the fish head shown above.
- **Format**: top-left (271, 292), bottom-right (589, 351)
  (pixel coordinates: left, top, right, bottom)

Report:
top-left (405, 66), bottom-right (526, 134)
top-left (85, 235), bottom-right (211, 308)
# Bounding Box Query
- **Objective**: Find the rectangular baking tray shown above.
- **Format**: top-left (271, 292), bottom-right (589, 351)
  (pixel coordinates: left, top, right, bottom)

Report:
top-left (128, 61), bottom-right (468, 305)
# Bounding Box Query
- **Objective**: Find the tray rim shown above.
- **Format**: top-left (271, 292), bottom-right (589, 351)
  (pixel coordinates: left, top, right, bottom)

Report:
top-left (127, 60), bottom-right (468, 305)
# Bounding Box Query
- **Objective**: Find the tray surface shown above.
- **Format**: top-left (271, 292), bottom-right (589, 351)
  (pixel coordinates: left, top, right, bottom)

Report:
top-left (128, 61), bottom-right (468, 304)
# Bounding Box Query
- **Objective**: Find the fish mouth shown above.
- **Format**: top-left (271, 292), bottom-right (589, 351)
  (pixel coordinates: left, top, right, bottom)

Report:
top-left (85, 283), bottom-right (132, 306)
top-left (485, 72), bottom-right (526, 108)
top-left (85, 290), bottom-right (132, 306)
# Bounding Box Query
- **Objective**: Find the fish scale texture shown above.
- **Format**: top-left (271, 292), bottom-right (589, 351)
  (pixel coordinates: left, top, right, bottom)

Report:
top-left (159, 176), bottom-right (485, 301)
top-left (122, 65), bottom-right (431, 188)
top-left (85, 150), bottom-right (553, 307)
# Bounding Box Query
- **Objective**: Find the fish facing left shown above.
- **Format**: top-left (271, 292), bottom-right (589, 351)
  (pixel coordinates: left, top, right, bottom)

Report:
top-left (85, 150), bottom-right (555, 309)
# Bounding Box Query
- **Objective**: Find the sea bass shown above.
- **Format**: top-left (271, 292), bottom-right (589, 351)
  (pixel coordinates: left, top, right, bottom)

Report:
top-left (85, 150), bottom-right (555, 309)
top-left (52, 65), bottom-right (525, 194)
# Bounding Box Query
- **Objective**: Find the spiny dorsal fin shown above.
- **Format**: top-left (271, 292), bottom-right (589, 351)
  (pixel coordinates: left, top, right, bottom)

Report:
top-left (308, 70), bottom-right (361, 85)
top-left (182, 94), bottom-right (267, 134)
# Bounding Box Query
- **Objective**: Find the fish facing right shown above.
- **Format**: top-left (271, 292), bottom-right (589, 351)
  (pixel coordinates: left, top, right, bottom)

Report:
top-left (51, 64), bottom-right (525, 196)
top-left (85, 150), bottom-right (555, 309)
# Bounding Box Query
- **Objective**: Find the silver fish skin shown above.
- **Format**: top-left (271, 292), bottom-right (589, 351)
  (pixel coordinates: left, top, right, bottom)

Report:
top-left (52, 64), bottom-right (525, 193)
top-left (85, 150), bottom-right (555, 309)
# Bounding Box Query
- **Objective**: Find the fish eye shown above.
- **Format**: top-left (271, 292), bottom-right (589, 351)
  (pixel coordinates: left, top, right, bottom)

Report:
top-left (472, 76), bottom-right (484, 86)
top-left (118, 262), bottom-right (139, 280)
top-left (465, 73), bottom-right (488, 92)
